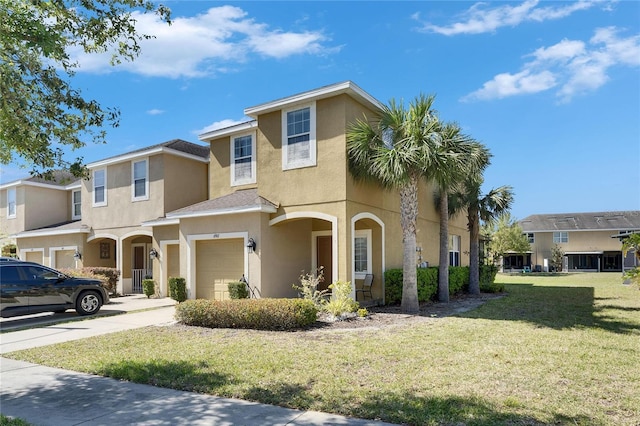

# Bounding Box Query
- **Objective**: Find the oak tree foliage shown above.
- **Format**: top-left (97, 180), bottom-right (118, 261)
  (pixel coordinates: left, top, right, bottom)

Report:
top-left (0, 0), bottom-right (170, 179)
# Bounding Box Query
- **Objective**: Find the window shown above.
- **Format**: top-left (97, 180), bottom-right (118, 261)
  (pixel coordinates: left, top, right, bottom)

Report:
top-left (132, 159), bottom-right (148, 201)
top-left (449, 235), bottom-right (461, 266)
top-left (231, 133), bottom-right (256, 186)
top-left (553, 232), bottom-right (568, 243)
top-left (354, 229), bottom-right (372, 278)
top-left (72, 190), bottom-right (81, 220)
top-left (526, 233), bottom-right (534, 244)
top-left (7, 187), bottom-right (16, 218)
top-left (282, 103), bottom-right (316, 169)
top-left (93, 169), bottom-right (106, 206)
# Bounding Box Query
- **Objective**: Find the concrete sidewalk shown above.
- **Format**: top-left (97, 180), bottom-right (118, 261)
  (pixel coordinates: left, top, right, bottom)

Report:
top-left (0, 296), bottom-right (397, 426)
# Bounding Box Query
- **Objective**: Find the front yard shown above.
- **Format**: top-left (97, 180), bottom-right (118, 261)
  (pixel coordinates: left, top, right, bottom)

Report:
top-left (4, 273), bottom-right (639, 425)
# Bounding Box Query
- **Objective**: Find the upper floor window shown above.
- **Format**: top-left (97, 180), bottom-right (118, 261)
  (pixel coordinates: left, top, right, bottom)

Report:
top-left (449, 234), bottom-right (461, 266)
top-left (282, 103), bottom-right (316, 170)
top-left (553, 232), bottom-right (568, 243)
top-left (7, 188), bottom-right (16, 218)
top-left (93, 168), bottom-right (107, 207)
top-left (132, 159), bottom-right (149, 201)
top-left (231, 133), bottom-right (256, 186)
top-left (354, 229), bottom-right (372, 278)
top-left (526, 233), bottom-right (534, 243)
top-left (72, 190), bottom-right (81, 220)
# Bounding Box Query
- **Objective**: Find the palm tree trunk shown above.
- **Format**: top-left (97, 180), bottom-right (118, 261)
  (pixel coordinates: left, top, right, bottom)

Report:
top-left (468, 207), bottom-right (481, 295)
top-left (400, 173), bottom-right (419, 314)
top-left (438, 190), bottom-right (450, 302)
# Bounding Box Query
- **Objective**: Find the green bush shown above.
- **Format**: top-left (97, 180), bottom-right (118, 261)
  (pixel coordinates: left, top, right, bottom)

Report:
top-left (324, 280), bottom-right (359, 316)
top-left (293, 269), bottom-right (329, 310)
top-left (175, 298), bottom-right (318, 331)
top-left (479, 264), bottom-right (500, 291)
top-left (169, 277), bottom-right (187, 303)
top-left (228, 281), bottom-right (249, 299)
top-left (60, 267), bottom-right (120, 296)
top-left (142, 279), bottom-right (156, 298)
top-left (385, 266), bottom-right (470, 305)
top-left (448, 266), bottom-right (469, 294)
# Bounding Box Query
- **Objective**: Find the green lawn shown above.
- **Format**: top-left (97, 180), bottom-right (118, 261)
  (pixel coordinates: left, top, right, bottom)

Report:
top-left (5, 273), bottom-right (639, 425)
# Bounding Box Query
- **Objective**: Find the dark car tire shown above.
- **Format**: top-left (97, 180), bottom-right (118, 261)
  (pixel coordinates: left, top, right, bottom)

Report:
top-left (76, 291), bottom-right (102, 316)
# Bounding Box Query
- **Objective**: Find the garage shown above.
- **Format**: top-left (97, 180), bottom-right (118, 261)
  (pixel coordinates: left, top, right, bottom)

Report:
top-left (24, 251), bottom-right (43, 264)
top-left (55, 250), bottom-right (75, 269)
top-left (195, 239), bottom-right (244, 300)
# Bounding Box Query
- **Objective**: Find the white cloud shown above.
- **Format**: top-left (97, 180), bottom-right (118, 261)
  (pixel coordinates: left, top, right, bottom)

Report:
top-left (417, 0), bottom-right (601, 35)
top-left (69, 6), bottom-right (336, 78)
top-left (146, 109), bottom-right (165, 115)
top-left (194, 118), bottom-right (250, 135)
top-left (463, 27), bottom-right (640, 102)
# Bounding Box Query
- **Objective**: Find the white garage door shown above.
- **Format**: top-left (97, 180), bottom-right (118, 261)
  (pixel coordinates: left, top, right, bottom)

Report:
top-left (55, 250), bottom-right (75, 269)
top-left (25, 251), bottom-right (43, 264)
top-left (196, 239), bottom-right (244, 300)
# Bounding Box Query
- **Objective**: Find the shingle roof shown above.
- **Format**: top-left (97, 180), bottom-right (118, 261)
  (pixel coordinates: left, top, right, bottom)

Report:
top-left (167, 189), bottom-right (278, 218)
top-left (89, 139), bottom-right (209, 166)
top-left (26, 170), bottom-right (80, 186)
top-left (519, 211), bottom-right (640, 232)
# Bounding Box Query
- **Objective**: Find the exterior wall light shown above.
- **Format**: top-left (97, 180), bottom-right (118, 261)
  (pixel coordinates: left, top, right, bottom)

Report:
top-left (247, 238), bottom-right (256, 253)
top-left (149, 248), bottom-right (159, 260)
top-left (73, 250), bottom-right (82, 260)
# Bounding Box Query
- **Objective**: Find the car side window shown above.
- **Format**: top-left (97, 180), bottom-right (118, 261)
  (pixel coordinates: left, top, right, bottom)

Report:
top-left (24, 266), bottom-right (59, 281)
top-left (0, 266), bottom-right (21, 282)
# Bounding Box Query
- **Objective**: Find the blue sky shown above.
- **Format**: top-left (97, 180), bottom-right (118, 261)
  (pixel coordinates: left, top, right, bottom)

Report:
top-left (2, 0), bottom-right (639, 219)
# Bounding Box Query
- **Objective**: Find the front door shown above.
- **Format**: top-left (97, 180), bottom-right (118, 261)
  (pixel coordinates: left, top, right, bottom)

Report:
top-left (316, 235), bottom-right (332, 291)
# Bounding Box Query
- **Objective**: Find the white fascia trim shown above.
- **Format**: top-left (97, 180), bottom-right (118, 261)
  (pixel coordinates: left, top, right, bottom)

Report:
top-left (0, 180), bottom-right (71, 191)
top-left (167, 204), bottom-right (277, 220)
top-left (244, 81), bottom-right (384, 118)
top-left (199, 120), bottom-right (257, 141)
top-left (141, 218), bottom-right (180, 227)
top-left (87, 147), bottom-right (208, 169)
top-left (525, 228), bottom-right (635, 233)
top-left (14, 228), bottom-right (91, 238)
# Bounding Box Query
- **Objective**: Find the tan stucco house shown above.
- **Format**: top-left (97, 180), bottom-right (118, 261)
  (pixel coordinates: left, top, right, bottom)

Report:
top-left (518, 211), bottom-right (640, 272)
top-left (145, 81), bottom-right (470, 302)
top-left (6, 140), bottom-right (209, 293)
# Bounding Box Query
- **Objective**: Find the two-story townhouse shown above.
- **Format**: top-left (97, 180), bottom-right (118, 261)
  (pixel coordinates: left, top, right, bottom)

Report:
top-left (519, 211), bottom-right (640, 272)
top-left (146, 81), bottom-right (470, 302)
top-left (12, 139), bottom-right (209, 294)
top-left (1, 171), bottom-right (81, 263)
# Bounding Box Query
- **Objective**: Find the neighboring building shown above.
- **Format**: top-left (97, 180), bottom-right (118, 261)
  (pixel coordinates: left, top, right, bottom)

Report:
top-left (0, 171), bottom-right (80, 260)
top-left (519, 211), bottom-right (640, 272)
top-left (145, 81), bottom-right (470, 302)
top-left (8, 140), bottom-right (209, 293)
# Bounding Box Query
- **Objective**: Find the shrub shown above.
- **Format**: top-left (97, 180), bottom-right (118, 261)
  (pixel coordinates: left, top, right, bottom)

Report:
top-left (142, 279), bottom-right (156, 298)
top-left (385, 267), bottom-right (438, 305)
top-left (357, 308), bottom-right (369, 318)
top-left (175, 298), bottom-right (318, 330)
top-left (169, 277), bottom-right (187, 303)
top-left (324, 280), bottom-right (359, 317)
top-left (293, 269), bottom-right (329, 310)
top-left (228, 281), bottom-right (249, 299)
top-left (448, 266), bottom-right (469, 294)
top-left (60, 267), bottom-right (120, 296)
top-left (479, 264), bottom-right (500, 291)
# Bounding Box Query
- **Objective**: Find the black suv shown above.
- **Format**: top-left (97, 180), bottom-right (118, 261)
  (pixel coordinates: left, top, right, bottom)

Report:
top-left (0, 261), bottom-right (109, 318)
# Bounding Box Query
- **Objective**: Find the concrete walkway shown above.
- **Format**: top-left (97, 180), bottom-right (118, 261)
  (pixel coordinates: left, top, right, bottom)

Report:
top-left (0, 296), bottom-right (396, 426)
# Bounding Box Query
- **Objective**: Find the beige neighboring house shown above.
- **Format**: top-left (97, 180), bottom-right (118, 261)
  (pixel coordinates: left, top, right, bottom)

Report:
top-left (145, 81), bottom-right (471, 302)
top-left (0, 171), bottom-right (80, 261)
top-left (518, 211), bottom-right (640, 272)
top-left (8, 139), bottom-right (209, 294)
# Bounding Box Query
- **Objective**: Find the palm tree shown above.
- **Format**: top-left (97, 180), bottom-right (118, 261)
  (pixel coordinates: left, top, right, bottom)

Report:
top-left (450, 178), bottom-right (513, 295)
top-left (347, 94), bottom-right (439, 314)
top-left (429, 124), bottom-right (489, 302)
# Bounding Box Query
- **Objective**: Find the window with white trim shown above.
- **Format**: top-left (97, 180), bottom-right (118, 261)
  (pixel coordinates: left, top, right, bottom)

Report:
top-left (354, 229), bottom-right (372, 278)
top-left (449, 234), bottom-right (461, 266)
top-left (72, 190), bottom-right (81, 219)
top-left (282, 103), bottom-right (316, 169)
top-left (553, 232), bottom-right (568, 243)
top-left (7, 188), bottom-right (16, 218)
top-left (526, 233), bottom-right (534, 244)
top-left (231, 133), bottom-right (256, 186)
top-left (132, 159), bottom-right (149, 201)
top-left (93, 168), bottom-right (106, 206)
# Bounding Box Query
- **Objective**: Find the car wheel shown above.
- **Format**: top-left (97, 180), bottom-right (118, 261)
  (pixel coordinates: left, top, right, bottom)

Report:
top-left (76, 291), bottom-right (102, 316)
